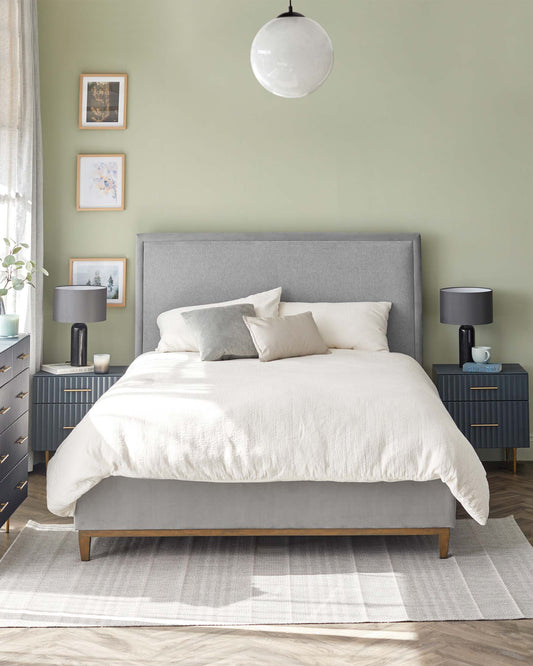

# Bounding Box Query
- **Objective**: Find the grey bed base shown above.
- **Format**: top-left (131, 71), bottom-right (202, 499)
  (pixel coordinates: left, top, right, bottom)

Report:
top-left (75, 233), bottom-right (456, 561)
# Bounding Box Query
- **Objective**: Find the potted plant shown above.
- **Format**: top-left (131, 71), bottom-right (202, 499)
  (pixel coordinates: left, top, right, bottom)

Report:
top-left (0, 238), bottom-right (48, 338)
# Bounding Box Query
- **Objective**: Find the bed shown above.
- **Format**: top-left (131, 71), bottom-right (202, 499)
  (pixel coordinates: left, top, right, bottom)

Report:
top-left (45, 232), bottom-right (489, 560)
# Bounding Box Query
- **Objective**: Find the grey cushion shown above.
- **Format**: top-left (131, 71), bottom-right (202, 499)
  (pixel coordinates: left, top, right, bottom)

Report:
top-left (182, 303), bottom-right (258, 361)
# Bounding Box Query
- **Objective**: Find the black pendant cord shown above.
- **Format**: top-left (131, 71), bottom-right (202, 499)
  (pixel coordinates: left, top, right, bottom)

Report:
top-left (278, 1), bottom-right (304, 18)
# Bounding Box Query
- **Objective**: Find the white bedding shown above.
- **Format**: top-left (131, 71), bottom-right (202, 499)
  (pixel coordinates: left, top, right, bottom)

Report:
top-left (47, 350), bottom-right (489, 523)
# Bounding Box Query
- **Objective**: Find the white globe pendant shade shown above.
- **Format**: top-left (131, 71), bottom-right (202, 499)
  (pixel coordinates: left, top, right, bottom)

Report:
top-left (250, 8), bottom-right (334, 99)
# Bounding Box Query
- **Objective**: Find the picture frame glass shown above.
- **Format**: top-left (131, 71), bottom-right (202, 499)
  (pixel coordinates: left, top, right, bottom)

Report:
top-left (70, 259), bottom-right (126, 307)
top-left (80, 75), bottom-right (127, 128)
top-left (77, 155), bottom-right (124, 210)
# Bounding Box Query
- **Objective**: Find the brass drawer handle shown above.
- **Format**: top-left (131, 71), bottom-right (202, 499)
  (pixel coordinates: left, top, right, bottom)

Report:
top-left (471, 423), bottom-right (499, 427)
top-left (0, 365), bottom-right (11, 373)
top-left (15, 480), bottom-right (27, 491)
top-left (0, 502), bottom-right (8, 513)
top-left (16, 391), bottom-right (28, 399)
top-left (63, 389), bottom-right (92, 393)
top-left (17, 353), bottom-right (29, 360)
top-left (470, 386), bottom-right (498, 391)
top-left (62, 426), bottom-right (75, 430)
top-left (15, 436), bottom-right (28, 445)
top-left (0, 453), bottom-right (9, 464)
top-left (0, 406), bottom-right (11, 415)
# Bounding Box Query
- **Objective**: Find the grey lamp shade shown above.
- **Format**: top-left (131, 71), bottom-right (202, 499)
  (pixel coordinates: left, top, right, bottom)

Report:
top-left (53, 286), bottom-right (107, 323)
top-left (440, 287), bottom-right (493, 325)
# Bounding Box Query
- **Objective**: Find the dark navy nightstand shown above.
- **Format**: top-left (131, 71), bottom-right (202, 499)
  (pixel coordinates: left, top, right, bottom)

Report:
top-left (433, 364), bottom-right (530, 474)
top-left (32, 366), bottom-right (128, 466)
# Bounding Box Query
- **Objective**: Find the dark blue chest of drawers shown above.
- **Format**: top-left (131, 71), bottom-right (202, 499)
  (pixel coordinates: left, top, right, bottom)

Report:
top-left (0, 335), bottom-right (30, 533)
top-left (32, 366), bottom-right (128, 465)
top-left (433, 363), bottom-right (530, 473)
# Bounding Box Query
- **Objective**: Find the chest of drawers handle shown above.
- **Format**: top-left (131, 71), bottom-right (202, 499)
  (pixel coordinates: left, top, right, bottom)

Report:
top-left (471, 423), bottom-right (499, 427)
top-left (15, 435), bottom-right (28, 445)
top-left (0, 453), bottom-right (9, 464)
top-left (0, 406), bottom-right (11, 415)
top-left (62, 426), bottom-right (75, 430)
top-left (17, 353), bottom-right (29, 360)
top-left (0, 365), bottom-right (11, 373)
top-left (63, 388), bottom-right (92, 393)
top-left (0, 502), bottom-right (9, 513)
top-left (15, 480), bottom-right (27, 491)
top-left (16, 391), bottom-right (28, 399)
top-left (469, 386), bottom-right (498, 391)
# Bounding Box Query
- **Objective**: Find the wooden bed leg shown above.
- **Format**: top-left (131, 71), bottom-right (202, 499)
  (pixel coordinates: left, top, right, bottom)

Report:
top-left (439, 529), bottom-right (450, 559)
top-left (79, 532), bottom-right (91, 562)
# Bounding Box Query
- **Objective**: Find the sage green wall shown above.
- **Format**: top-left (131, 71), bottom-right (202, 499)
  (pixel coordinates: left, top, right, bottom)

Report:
top-left (38, 0), bottom-right (532, 451)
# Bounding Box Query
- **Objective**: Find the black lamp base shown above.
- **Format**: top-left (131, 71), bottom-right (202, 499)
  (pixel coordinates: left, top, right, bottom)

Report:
top-left (71, 323), bottom-right (88, 367)
top-left (458, 325), bottom-right (475, 366)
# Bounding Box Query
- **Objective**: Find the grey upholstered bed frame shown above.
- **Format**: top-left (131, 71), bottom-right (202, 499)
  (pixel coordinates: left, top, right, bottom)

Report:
top-left (75, 233), bottom-right (455, 561)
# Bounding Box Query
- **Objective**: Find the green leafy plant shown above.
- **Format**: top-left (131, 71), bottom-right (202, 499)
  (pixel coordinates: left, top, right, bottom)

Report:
top-left (0, 238), bottom-right (48, 299)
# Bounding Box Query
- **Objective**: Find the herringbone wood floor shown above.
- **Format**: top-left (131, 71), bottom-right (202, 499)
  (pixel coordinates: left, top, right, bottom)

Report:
top-left (1, 462), bottom-right (533, 665)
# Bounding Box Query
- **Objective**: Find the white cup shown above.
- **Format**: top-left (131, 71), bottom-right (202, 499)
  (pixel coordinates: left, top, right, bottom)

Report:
top-left (472, 346), bottom-right (491, 363)
top-left (93, 353), bottom-right (110, 374)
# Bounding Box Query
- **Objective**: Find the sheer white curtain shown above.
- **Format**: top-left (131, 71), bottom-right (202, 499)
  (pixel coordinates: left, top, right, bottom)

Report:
top-left (0, 0), bottom-right (43, 375)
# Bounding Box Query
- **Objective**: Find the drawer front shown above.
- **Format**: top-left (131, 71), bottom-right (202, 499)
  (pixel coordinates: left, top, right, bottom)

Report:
top-left (33, 374), bottom-right (120, 404)
top-left (0, 346), bottom-right (13, 389)
top-left (0, 369), bottom-right (29, 433)
top-left (445, 401), bottom-right (530, 448)
top-left (0, 454), bottom-right (28, 523)
top-left (12, 336), bottom-right (30, 376)
top-left (0, 413), bottom-right (29, 476)
top-left (32, 404), bottom-right (92, 451)
top-left (437, 373), bottom-right (528, 402)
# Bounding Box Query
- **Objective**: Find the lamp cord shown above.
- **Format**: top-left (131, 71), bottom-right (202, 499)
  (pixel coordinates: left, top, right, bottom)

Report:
top-left (288, 1), bottom-right (293, 13)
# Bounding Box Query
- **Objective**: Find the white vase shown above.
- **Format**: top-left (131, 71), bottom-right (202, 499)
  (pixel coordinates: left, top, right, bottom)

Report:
top-left (0, 313), bottom-right (19, 338)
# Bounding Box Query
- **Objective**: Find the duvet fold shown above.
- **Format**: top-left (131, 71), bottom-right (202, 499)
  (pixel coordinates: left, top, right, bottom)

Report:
top-left (47, 350), bottom-right (489, 523)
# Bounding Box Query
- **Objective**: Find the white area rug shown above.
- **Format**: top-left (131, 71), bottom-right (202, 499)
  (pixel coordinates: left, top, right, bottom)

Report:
top-left (1, 518), bottom-right (532, 626)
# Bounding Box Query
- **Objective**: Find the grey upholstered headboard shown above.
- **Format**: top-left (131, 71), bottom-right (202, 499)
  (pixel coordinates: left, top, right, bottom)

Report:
top-left (136, 232), bottom-right (422, 362)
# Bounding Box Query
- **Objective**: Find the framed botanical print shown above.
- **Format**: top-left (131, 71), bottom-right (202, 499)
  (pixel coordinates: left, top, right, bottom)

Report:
top-left (70, 258), bottom-right (127, 307)
top-left (76, 154), bottom-right (125, 211)
top-left (79, 73), bottom-right (127, 129)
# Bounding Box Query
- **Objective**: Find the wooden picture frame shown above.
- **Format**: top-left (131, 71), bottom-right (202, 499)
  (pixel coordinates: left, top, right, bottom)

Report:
top-left (76, 154), bottom-right (125, 211)
top-left (79, 74), bottom-right (127, 129)
top-left (70, 258), bottom-right (127, 308)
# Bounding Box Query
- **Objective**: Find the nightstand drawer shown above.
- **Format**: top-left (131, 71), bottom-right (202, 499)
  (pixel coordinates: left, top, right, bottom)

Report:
top-left (445, 401), bottom-right (530, 448)
top-left (0, 455), bottom-right (28, 520)
top-left (32, 404), bottom-right (92, 451)
top-left (0, 413), bottom-right (29, 476)
top-left (436, 373), bottom-right (528, 402)
top-left (0, 369), bottom-right (29, 433)
top-left (33, 374), bottom-right (119, 404)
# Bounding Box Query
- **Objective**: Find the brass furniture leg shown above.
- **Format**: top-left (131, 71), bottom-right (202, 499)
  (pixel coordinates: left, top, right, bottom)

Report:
top-left (505, 448), bottom-right (510, 463)
top-left (45, 451), bottom-right (50, 467)
top-left (2, 518), bottom-right (8, 533)
top-left (513, 447), bottom-right (517, 475)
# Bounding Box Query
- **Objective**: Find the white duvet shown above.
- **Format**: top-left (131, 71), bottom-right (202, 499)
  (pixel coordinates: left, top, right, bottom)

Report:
top-left (47, 350), bottom-right (489, 523)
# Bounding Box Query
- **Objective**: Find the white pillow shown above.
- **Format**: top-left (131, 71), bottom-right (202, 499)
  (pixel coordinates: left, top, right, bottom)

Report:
top-left (156, 287), bottom-right (282, 352)
top-left (278, 301), bottom-right (391, 351)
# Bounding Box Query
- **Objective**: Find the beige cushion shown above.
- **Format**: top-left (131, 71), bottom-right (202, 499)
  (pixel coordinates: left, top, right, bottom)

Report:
top-left (156, 287), bottom-right (282, 352)
top-left (278, 301), bottom-right (391, 351)
top-left (243, 312), bottom-right (329, 362)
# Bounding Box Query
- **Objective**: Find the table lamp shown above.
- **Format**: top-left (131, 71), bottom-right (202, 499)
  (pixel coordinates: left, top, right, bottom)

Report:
top-left (53, 286), bottom-right (107, 366)
top-left (440, 287), bottom-right (493, 366)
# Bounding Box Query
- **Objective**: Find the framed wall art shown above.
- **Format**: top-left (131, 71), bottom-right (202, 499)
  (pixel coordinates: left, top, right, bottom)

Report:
top-left (70, 257), bottom-right (127, 307)
top-left (79, 73), bottom-right (128, 129)
top-left (76, 154), bottom-right (125, 211)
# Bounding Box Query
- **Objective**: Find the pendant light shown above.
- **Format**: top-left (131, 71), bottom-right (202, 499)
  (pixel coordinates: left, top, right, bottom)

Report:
top-left (250, 2), bottom-right (334, 99)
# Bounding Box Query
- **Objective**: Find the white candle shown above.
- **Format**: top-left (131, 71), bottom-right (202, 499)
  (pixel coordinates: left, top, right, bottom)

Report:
top-left (93, 353), bottom-right (110, 374)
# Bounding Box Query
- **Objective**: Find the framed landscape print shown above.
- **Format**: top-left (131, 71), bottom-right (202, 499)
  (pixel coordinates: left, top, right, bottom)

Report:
top-left (70, 258), bottom-right (127, 307)
top-left (77, 154), bottom-right (125, 211)
top-left (79, 74), bottom-right (127, 129)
